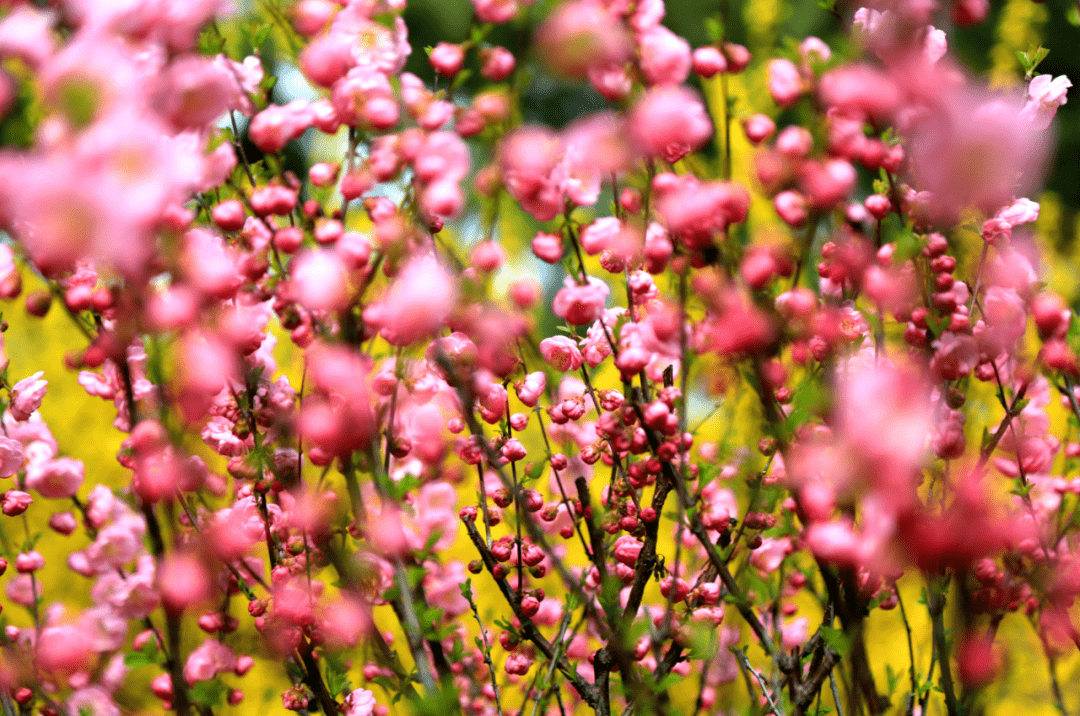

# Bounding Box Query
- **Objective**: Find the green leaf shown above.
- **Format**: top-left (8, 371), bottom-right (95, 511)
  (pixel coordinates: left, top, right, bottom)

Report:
top-left (450, 69), bottom-right (474, 93)
top-left (124, 639), bottom-right (160, 668)
top-left (886, 664), bottom-right (900, 695)
top-left (1016, 45), bottom-right (1050, 77)
top-left (253, 24), bottom-right (273, 49)
top-left (189, 680), bottom-right (229, 709)
top-left (924, 313), bottom-right (949, 339)
top-left (325, 665), bottom-right (352, 698)
top-left (526, 461), bottom-right (547, 481)
top-left (819, 626), bottom-right (851, 657)
top-left (704, 18), bottom-right (724, 41)
top-left (460, 578), bottom-right (474, 602)
top-left (655, 673), bottom-right (682, 692)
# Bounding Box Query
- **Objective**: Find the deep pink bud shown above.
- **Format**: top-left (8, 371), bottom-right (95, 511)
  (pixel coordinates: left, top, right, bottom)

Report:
top-left (2, 491), bottom-right (32, 516)
top-left (481, 47), bottom-right (516, 81)
top-left (692, 47), bottom-right (727, 78)
top-left (430, 43), bottom-right (465, 76)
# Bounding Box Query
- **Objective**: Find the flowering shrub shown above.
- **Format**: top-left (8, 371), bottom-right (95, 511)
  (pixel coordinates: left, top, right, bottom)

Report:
top-left (0, 0), bottom-right (1075, 715)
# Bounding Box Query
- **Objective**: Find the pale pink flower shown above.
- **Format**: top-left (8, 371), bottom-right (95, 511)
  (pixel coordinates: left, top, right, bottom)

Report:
top-left (994, 197), bottom-right (1040, 227)
top-left (67, 687), bottom-right (120, 716)
top-left (0, 7), bottom-right (55, 68)
top-left (343, 689), bottom-right (378, 716)
top-left (10, 372), bottom-right (47, 421)
top-left (536, 0), bottom-right (632, 79)
top-left (637, 25), bottom-right (691, 86)
top-left (552, 276), bottom-right (610, 326)
top-left (423, 560), bottom-right (470, 617)
top-left (1021, 74), bottom-right (1071, 131)
top-left (184, 639), bottom-right (238, 685)
top-left (499, 127), bottom-right (565, 222)
top-left (291, 250), bottom-right (351, 312)
top-left (26, 457), bottom-right (84, 499)
top-left (0, 436), bottom-right (24, 478)
top-left (364, 255), bottom-right (456, 346)
top-left (629, 86), bottom-right (713, 163)
top-left (540, 337), bottom-right (585, 372)
top-left (768, 58), bottom-right (803, 107)
top-left (249, 99), bottom-right (314, 153)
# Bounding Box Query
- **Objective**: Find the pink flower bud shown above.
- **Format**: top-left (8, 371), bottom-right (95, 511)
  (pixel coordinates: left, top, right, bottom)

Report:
top-left (539, 336), bottom-right (585, 372)
top-left (48, 511), bottom-right (78, 535)
top-left (481, 47), bottom-right (516, 81)
top-left (471, 241), bottom-right (507, 272)
top-left (15, 550), bottom-right (44, 573)
top-left (9, 371), bottom-right (47, 421)
top-left (743, 114), bottom-right (776, 144)
top-left (212, 200), bottom-right (246, 232)
top-left (532, 232), bottom-right (564, 263)
top-left (774, 190), bottom-right (808, 228)
top-left (2, 491), bottom-right (32, 516)
top-left (722, 43), bottom-right (751, 72)
top-left (692, 46), bottom-right (727, 78)
top-left (864, 194), bottom-right (891, 220)
top-left (768, 58), bottom-right (803, 107)
top-left (430, 43), bottom-right (464, 76)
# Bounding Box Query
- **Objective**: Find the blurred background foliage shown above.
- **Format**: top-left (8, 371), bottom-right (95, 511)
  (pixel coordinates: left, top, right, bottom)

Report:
top-left (3, 0), bottom-right (1080, 714)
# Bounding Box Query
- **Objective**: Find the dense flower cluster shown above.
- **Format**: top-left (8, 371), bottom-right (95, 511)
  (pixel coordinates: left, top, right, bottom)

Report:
top-left (0, 0), bottom-right (1075, 715)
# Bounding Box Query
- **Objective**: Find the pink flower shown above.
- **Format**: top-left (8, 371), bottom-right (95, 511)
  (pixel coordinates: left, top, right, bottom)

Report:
top-left (481, 47), bottom-right (516, 80)
top-left (429, 42), bottom-right (464, 76)
top-left (638, 25), bottom-right (691, 86)
top-left (291, 250), bottom-right (351, 311)
top-left (363, 255), bottom-right (456, 346)
top-left (817, 64), bottom-right (900, 125)
top-left (343, 689), bottom-right (378, 716)
top-left (540, 337), bottom-right (585, 372)
top-left (0, 436), bottom-right (23, 478)
top-left (49, 511), bottom-right (78, 535)
top-left (26, 457), bottom-right (84, 499)
top-left (249, 99), bottom-right (314, 153)
top-left (184, 639), bottom-right (238, 685)
top-left (552, 276), bottom-right (610, 326)
top-left (160, 552), bottom-right (211, 613)
top-left (515, 372), bottom-right (547, 408)
top-left (905, 86), bottom-right (1050, 219)
top-left (36, 623), bottom-right (92, 673)
top-left (629, 86), bottom-right (713, 163)
top-left (10, 372), bottom-right (47, 421)
top-left (536, 0), bottom-right (631, 79)
top-left (579, 217), bottom-right (622, 256)
top-left (768, 58), bottom-right (803, 107)
top-left (1021, 74), bottom-right (1071, 131)
top-left (499, 127), bottom-right (565, 222)
top-left (2, 490), bottom-right (31, 516)
top-left (15, 550), bottom-right (44, 573)
top-left (692, 46), bottom-right (727, 78)
top-left (613, 535), bottom-right (643, 566)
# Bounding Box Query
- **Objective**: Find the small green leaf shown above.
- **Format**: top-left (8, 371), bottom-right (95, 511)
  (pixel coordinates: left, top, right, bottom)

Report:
top-left (124, 639), bottom-right (160, 668)
top-left (819, 625), bottom-right (851, 656)
top-left (704, 18), bottom-right (724, 41)
top-left (189, 680), bottom-right (229, 708)
top-left (450, 69), bottom-right (474, 93)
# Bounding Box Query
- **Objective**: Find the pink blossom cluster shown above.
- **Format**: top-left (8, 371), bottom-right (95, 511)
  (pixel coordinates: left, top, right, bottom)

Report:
top-left (0, 0), bottom-right (1075, 715)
